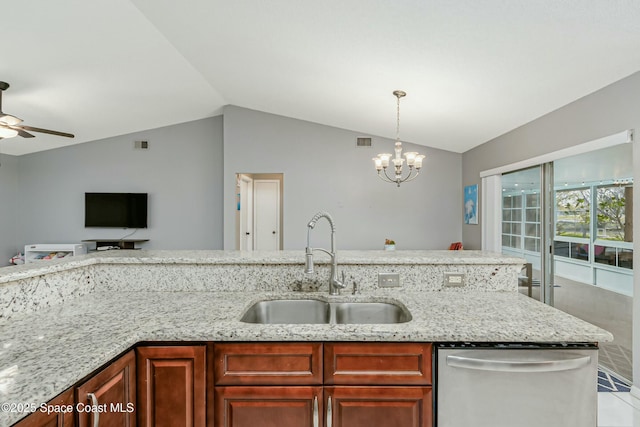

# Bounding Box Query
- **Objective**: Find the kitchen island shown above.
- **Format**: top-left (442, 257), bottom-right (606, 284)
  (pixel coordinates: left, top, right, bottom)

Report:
top-left (0, 250), bottom-right (612, 426)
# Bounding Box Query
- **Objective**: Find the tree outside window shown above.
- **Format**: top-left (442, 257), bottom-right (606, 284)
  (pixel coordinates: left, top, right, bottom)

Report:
top-left (597, 185), bottom-right (630, 241)
top-left (555, 184), bottom-right (633, 269)
top-left (555, 188), bottom-right (591, 238)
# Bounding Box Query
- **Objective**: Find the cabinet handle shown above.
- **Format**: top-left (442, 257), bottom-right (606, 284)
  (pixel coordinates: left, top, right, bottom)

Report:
top-left (87, 392), bottom-right (99, 427)
top-left (326, 396), bottom-right (332, 427)
top-left (313, 395), bottom-right (319, 427)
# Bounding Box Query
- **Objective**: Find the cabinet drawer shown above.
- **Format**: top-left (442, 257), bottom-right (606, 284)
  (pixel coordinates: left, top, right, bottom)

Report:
top-left (215, 386), bottom-right (323, 427)
top-left (326, 386), bottom-right (432, 427)
top-left (324, 343), bottom-right (432, 385)
top-left (214, 343), bottom-right (322, 385)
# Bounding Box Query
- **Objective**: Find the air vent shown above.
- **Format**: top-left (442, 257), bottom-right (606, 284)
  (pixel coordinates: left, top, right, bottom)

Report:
top-left (356, 137), bottom-right (372, 147)
top-left (134, 140), bottom-right (149, 150)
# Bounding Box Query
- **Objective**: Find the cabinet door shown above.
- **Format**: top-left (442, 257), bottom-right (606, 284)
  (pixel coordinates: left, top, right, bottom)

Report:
top-left (136, 345), bottom-right (207, 427)
top-left (76, 349), bottom-right (136, 427)
top-left (12, 388), bottom-right (74, 427)
top-left (325, 386), bottom-right (432, 427)
top-left (215, 386), bottom-right (322, 427)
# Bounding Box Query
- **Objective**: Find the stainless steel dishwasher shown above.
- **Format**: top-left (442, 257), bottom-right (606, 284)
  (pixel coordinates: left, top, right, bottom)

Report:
top-left (436, 343), bottom-right (598, 427)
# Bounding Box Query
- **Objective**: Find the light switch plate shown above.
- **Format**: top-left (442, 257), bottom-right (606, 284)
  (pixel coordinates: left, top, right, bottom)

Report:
top-left (444, 272), bottom-right (465, 287)
top-left (378, 272), bottom-right (401, 288)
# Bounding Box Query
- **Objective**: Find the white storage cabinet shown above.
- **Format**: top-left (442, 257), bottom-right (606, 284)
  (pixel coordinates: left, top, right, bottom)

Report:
top-left (24, 244), bottom-right (87, 263)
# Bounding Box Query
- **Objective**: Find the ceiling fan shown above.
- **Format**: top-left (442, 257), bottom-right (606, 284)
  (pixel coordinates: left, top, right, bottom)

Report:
top-left (0, 81), bottom-right (74, 140)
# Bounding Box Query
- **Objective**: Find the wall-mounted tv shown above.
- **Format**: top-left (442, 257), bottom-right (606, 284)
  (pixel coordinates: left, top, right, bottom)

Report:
top-left (85, 193), bottom-right (148, 228)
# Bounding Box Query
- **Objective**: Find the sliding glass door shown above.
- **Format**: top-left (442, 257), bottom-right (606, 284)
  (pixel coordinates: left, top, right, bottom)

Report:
top-left (552, 145), bottom-right (633, 380)
top-left (484, 131), bottom-right (634, 380)
top-left (497, 143), bottom-right (633, 380)
top-left (501, 166), bottom-right (543, 300)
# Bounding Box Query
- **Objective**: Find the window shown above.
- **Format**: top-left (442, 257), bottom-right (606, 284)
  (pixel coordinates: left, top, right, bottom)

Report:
top-left (593, 184), bottom-right (633, 269)
top-left (555, 188), bottom-right (591, 239)
top-left (596, 185), bottom-right (629, 241)
top-left (554, 183), bottom-right (632, 269)
top-left (502, 194), bottom-right (521, 249)
top-left (502, 192), bottom-right (539, 253)
top-left (524, 193), bottom-right (540, 252)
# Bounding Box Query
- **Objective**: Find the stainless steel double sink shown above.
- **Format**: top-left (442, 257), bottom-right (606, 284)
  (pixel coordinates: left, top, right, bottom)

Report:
top-left (240, 298), bottom-right (412, 324)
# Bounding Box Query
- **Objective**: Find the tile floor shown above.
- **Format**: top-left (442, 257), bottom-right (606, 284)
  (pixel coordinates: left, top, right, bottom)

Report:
top-left (599, 392), bottom-right (640, 426)
top-left (600, 343), bottom-right (633, 383)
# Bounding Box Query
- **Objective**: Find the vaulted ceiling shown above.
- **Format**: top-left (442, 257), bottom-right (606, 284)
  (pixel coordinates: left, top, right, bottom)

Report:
top-left (1, 0), bottom-right (639, 156)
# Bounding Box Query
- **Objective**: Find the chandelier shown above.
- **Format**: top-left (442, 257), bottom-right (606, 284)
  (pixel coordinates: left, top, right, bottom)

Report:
top-left (372, 90), bottom-right (425, 187)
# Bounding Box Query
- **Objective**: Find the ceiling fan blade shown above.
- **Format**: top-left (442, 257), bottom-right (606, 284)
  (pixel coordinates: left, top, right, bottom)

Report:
top-left (20, 125), bottom-right (74, 138)
top-left (16, 128), bottom-right (35, 138)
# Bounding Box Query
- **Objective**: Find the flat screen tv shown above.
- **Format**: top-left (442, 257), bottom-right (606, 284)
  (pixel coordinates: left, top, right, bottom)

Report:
top-left (85, 193), bottom-right (148, 228)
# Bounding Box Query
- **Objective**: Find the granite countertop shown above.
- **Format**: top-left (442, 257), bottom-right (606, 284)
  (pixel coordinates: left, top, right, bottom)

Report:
top-left (0, 287), bottom-right (612, 426)
top-left (0, 249), bottom-right (525, 284)
top-left (0, 250), bottom-right (613, 426)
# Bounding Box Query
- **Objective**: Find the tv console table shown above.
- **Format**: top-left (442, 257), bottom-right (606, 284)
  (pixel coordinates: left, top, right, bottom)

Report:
top-left (83, 239), bottom-right (149, 250)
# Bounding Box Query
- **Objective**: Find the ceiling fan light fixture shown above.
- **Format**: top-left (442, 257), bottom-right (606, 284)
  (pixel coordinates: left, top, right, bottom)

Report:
top-left (0, 126), bottom-right (18, 138)
top-left (0, 80), bottom-right (74, 140)
top-left (0, 113), bottom-right (22, 126)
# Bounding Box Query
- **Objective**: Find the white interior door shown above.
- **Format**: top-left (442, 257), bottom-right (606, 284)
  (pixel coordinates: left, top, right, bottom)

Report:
top-left (239, 175), bottom-right (253, 251)
top-left (253, 180), bottom-right (280, 250)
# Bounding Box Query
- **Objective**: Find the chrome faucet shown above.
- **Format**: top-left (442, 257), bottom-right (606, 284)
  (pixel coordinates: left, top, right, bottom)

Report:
top-left (305, 211), bottom-right (346, 296)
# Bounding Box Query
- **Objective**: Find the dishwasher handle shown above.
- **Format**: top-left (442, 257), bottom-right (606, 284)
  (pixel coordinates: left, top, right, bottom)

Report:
top-left (446, 353), bottom-right (592, 373)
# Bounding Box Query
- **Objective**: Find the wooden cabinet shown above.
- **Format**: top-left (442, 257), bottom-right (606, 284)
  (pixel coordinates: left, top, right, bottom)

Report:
top-left (12, 388), bottom-right (75, 427)
top-left (214, 343), bottom-right (322, 386)
top-left (14, 342), bottom-right (433, 427)
top-left (214, 386), bottom-right (322, 427)
top-left (325, 386), bottom-right (432, 427)
top-left (214, 343), bottom-right (322, 427)
top-left (324, 343), bottom-right (433, 427)
top-left (136, 345), bottom-right (207, 427)
top-left (213, 342), bottom-right (432, 427)
top-left (324, 342), bottom-right (432, 385)
top-left (75, 349), bottom-right (136, 427)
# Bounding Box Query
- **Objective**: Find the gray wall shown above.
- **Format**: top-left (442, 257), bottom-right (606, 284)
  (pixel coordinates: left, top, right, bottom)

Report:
top-left (0, 154), bottom-right (19, 263)
top-left (462, 71), bottom-right (640, 387)
top-left (223, 106), bottom-right (462, 250)
top-left (3, 107), bottom-right (461, 262)
top-left (15, 116), bottom-right (224, 254)
top-left (462, 71), bottom-right (640, 250)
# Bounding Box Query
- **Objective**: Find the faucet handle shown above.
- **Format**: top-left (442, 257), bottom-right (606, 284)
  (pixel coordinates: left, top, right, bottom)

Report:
top-left (340, 270), bottom-right (346, 285)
